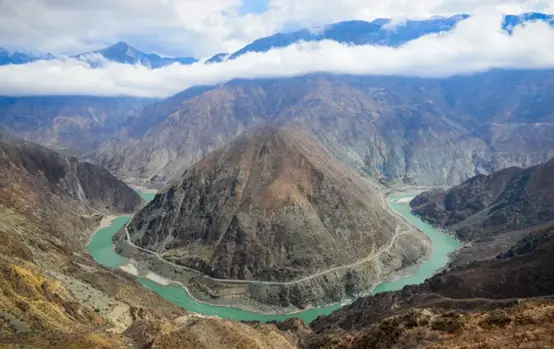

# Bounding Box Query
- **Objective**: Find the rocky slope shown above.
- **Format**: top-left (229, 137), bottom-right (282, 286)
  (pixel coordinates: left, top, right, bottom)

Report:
top-left (92, 70), bottom-right (554, 188)
top-left (411, 158), bottom-right (554, 264)
top-left (125, 128), bottom-right (429, 309)
top-left (0, 96), bottom-right (149, 156)
top-left (0, 136), bottom-right (142, 245)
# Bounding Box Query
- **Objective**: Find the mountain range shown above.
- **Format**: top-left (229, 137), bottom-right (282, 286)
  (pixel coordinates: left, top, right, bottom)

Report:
top-left (3, 126), bottom-right (554, 348)
top-left (72, 41), bottom-right (198, 68)
top-left (1, 12), bottom-right (552, 67)
top-left (0, 47), bottom-right (55, 65)
top-left (88, 70), bottom-right (554, 188)
top-left (227, 12), bottom-right (553, 60)
top-left (0, 95), bottom-right (151, 156)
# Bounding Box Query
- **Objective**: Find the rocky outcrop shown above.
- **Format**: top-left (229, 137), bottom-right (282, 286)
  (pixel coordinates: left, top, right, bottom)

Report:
top-left (126, 128), bottom-right (429, 309)
top-left (92, 70), bottom-right (554, 187)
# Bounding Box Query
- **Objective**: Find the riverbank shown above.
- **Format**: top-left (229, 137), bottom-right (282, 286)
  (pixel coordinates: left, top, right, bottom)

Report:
top-left (87, 189), bottom-right (461, 323)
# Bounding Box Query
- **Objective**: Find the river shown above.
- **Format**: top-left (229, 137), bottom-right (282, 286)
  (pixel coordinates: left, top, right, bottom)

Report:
top-left (88, 191), bottom-right (461, 324)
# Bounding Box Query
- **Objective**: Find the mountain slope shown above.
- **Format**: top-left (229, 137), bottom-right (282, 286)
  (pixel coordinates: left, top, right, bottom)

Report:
top-left (92, 70), bottom-right (554, 187)
top-left (228, 16), bottom-right (466, 60)
top-left (0, 137), bottom-right (296, 348)
top-left (125, 128), bottom-right (428, 309)
top-left (411, 158), bottom-right (554, 264)
top-left (0, 136), bottom-right (142, 243)
top-left (411, 158), bottom-right (554, 239)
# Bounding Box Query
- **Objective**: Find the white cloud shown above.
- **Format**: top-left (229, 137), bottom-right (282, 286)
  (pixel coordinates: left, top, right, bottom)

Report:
top-left (1, 11), bottom-right (553, 98)
top-left (0, 0), bottom-right (552, 57)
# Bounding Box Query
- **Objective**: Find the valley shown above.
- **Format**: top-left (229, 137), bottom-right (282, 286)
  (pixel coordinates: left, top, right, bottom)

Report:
top-left (2, 7), bottom-right (554, 347)
top-left (3, 71), bottom-right (554, 347)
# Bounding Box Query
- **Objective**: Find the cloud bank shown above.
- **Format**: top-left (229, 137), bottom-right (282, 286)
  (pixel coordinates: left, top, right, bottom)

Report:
top-left (1, 11), bottom-right (553, 98)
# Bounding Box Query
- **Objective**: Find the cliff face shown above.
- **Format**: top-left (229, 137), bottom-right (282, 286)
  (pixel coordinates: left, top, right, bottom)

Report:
top-left (92, 70), bottom-right (554, 187)
top-left (126, 128), bottom-right (428, 308)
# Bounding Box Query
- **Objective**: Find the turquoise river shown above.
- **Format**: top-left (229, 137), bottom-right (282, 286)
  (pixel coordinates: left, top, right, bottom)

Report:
top-left (88, 191), bottom-right (461, 324)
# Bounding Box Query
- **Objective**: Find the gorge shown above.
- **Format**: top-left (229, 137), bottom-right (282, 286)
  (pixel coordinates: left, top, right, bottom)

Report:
top-left (90, 190), bottom-right (461, 323)
top-left (3, 5), bottom-right (554, 348)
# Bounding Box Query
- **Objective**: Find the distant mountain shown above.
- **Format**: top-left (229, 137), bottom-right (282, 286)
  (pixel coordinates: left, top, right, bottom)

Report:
top-left (91, 70), bottom-right (554, 188)
top-left (228, 12), bottom-right (553, 60)
top-left (205, 52), bottom-right (229, 64)
top-left (0, 95), bottom-right (151, 156)
top-left (74, 41), bottom-right (198, 68)
top-left (0, 47), bottom-right (55, 65)
top-left (504, 12), bottom-right (554, 32)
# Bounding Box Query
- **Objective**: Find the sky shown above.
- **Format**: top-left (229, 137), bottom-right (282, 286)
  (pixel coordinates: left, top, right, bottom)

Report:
top-left (0, 0), bottom-right (553, 57)
top-left (0, 1), bottom-right (554, 97)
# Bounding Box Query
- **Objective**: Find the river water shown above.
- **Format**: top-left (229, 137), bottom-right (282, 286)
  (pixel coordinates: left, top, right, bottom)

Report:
top-left (88, 191), bottom-right (461, 324)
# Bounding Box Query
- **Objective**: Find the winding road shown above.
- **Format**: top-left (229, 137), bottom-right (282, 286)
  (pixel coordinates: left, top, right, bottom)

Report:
top-left (125, 226), bottom-right (412, 286)
top-left (123, 187), bottom-right (420, 287)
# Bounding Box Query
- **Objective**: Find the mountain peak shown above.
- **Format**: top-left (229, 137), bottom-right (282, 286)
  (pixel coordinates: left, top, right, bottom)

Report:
top-left (101, 41), bottom-right (136, 53)
top-left (111, 41), bottom-right (131, 48)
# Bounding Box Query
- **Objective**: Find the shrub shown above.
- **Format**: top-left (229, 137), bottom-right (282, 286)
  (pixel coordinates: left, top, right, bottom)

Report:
top-left (480, 309), bottom-right (512, 329)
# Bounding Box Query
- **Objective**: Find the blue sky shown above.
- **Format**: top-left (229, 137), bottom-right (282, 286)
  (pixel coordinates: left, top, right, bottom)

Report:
top-left (239, 0), bottom-right (269, 15)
